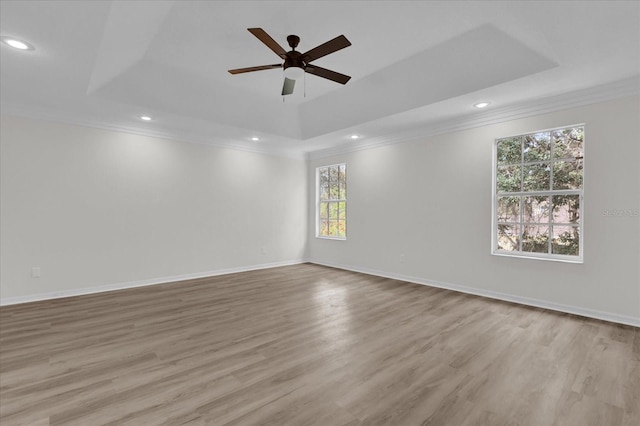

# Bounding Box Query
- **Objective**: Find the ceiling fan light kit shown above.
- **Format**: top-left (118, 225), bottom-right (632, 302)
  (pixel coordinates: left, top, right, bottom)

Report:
top-left (283, 66), bottom-right (305, 80)
top-left (228, 28), bottom-right (351, 96)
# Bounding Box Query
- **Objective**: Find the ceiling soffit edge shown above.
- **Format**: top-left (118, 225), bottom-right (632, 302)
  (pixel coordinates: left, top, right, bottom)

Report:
top-left (87, 1), bottom-right (175, 94)
top-left (298, 24), bottom-right (558, 140)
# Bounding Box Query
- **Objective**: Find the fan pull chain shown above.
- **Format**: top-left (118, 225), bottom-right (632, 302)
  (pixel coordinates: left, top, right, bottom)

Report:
top-left (304, 71), bottom-right (306, 98)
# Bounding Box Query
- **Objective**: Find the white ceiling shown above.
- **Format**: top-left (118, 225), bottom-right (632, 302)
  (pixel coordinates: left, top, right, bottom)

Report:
top-left (1, 1), bottom-right (639, 157)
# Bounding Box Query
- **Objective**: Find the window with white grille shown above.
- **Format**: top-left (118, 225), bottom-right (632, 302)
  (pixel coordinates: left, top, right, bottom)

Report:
top-left (317, 164), bottom-right (346, 239)
top-left (493, 125), bottom-right (584, 262)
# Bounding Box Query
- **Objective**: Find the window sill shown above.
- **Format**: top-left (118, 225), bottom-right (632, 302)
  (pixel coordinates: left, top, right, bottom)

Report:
top-left (316, 236), bottom-right (346, 241)
top-left (492, 251), bottom-right (583, 264)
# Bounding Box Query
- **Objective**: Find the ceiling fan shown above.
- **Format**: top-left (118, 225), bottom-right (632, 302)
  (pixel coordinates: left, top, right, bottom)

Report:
top-left (228, 28), bottom-right (352, 96)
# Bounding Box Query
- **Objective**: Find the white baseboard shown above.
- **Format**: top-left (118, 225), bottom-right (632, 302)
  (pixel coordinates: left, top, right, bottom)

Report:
top-left (309, 260), bottom-right (640, 328)
top-left (4, 259), bottom-right (638, 328)
top-left (0, 259), bottom-right (307, 306)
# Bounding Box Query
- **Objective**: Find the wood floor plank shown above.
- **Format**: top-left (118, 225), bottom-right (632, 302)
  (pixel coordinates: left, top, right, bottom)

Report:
top-left (0, 263), bottom-right (638, 425)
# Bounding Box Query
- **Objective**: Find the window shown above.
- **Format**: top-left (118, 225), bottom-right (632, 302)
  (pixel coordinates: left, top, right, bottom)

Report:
top-left (317, 163), bottom-right (347, 239)
top-left (493, 125), bottom-right (584, 262)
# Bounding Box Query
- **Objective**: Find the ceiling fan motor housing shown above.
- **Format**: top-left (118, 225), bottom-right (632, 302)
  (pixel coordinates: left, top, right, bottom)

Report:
top-left (284, 50), bottom-right (305, 72)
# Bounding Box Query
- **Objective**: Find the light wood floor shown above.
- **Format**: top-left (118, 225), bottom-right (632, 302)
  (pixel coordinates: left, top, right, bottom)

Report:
top-left (1, 263), bottom-right (638, 426)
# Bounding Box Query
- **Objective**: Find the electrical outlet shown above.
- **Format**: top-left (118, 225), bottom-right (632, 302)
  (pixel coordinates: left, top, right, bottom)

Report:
top-left (261, 247), bottom-right (267, 255)
top-left (31, 267), bottom-right (41, 278)
top-left (400, 254), bottom-right (405, 264)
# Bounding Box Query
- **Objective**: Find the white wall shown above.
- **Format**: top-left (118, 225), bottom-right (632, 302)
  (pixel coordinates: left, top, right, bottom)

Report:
top-left (1, 116), bottom-right (308, 301)
top-left (308, 96), bottom-right (640, 324)
top-left (3, 97), bottom-right (639, 325)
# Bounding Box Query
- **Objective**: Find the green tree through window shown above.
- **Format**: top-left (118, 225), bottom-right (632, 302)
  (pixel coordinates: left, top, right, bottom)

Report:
top-left (317, 164), bottom-right (346, 238)
top-left (494, 126), bottom-right (583, 261)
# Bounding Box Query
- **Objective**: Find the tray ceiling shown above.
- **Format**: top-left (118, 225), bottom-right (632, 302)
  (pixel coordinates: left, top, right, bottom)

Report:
top-left (1, 1), bottom-right (639, 156)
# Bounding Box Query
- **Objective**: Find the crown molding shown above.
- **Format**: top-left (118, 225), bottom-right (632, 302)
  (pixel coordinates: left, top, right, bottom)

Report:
top-left (308, 76), bottom-right (640, 160)
top-left (3, 76), bottom-right (638, 162)
top-left (0, 103), bottom-right (306, 161)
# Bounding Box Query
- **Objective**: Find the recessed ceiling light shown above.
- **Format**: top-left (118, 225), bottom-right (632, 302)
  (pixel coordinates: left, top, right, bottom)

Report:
top-left (1, 36), bottom-right (34, 51)
top-left (140, 115), bottom-right (152, 121)
top-left (251, 137), bottom-right (260, 141)
top-left (349, 134), bottom-right (360, 140)
top-left (474, 102), bottom-right (490, 109)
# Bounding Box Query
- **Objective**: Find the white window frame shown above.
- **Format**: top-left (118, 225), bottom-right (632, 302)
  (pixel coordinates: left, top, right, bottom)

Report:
top-left (316, 163), bottom-right (347, 240)
top-left (491, 124), bottom-right (584, 263)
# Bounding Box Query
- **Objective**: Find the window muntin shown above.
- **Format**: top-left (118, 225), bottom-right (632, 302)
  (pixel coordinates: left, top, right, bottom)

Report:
top-left (317, 164), bottom-right (346, 239)
top-left (493, 126), bottom-right (583, 262)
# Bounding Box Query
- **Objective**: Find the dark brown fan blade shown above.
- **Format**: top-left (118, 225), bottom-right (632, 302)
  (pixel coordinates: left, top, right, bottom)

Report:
top-left (282, 77), bottom-right (295, 95)
top-left (248, 28), bottom-right (288, 59)
top-left (305, 65), bottom-right (351, 84)
top-left (228, 64), bottom-right (282, 74)
top-left (302, 35), bottom-right (351, 63)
